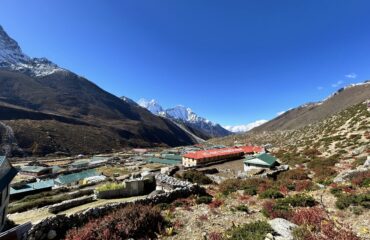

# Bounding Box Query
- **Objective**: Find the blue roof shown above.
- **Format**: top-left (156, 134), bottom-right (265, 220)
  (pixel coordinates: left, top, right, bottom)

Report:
top-left (145, 158), bottom-right (180, 165)
top-left (55, 169), bottom-right (99, 185)
top-left (21, 165), bottom-right (51, 173)
top-left (10, 179), bottom-right (54, 195)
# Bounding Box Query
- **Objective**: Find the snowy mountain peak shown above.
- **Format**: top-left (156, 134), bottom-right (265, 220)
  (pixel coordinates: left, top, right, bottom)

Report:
top-left (137, 98), bottom-right (163, 114)
top-left (224, 120), bottom-right (268, 133)
top-left (137, 98), bottom-right (231, 138)
top-left (0, 25), bottom-right (65, 77)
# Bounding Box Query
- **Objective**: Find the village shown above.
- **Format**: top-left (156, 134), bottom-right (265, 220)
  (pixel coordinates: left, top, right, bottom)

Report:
top-left (0, 143), bottom-right (286, 238)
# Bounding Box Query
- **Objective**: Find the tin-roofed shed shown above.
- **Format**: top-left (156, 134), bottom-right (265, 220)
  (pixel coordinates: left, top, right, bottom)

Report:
top-left (55, 169), bottom-right (100, 186)
top-left (243, 153), bottom-right (279, 172)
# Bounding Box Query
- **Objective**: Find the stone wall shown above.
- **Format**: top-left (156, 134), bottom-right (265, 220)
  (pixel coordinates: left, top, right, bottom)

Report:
top-left (48, 196), bottom-right (95, 214)
top-left (26, 175), bottom-right (204, 240)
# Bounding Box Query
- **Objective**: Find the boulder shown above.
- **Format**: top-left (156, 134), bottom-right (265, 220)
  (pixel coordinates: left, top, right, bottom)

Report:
top-left (268, 218), bottom-right (297, 240)
top-left (47, 230), bottom-right (57, 240)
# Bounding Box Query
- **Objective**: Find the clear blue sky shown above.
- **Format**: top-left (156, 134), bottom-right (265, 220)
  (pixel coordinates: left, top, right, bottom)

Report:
top-left (1, 0), bottom-right (370, 126)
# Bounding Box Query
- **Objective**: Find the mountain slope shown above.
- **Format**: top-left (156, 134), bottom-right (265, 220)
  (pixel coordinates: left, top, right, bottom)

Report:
top-left (137, 99), bottom-right (232, 139)
top-left (0, 25), bottom-right (198, 156)
top-left (253, 81), bottom-right (370, 132)
top-left (211, 100), bottom-right (370, 159)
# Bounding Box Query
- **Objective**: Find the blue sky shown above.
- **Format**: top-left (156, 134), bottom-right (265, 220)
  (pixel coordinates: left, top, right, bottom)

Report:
top-left (1, 0), bottom-right (370, 126)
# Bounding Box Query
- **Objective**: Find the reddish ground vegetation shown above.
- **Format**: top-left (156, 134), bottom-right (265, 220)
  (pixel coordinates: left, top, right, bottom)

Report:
top-left (208, 199), bottom-right (224, 209)
top-left (65, 204), bottom-right (164, 240)
top-left (290, 207), bottom-right (326, 229)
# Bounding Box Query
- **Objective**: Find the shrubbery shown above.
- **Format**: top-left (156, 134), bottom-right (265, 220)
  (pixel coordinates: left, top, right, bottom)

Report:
top-left (65, 204), bottom-right (164, 240)
top-left (262, 194), bottom-right (316, 219)
top-left (335, 192), bottom-right (370, 209)
top-left (8, 189), bottom-right (92, 213)
top-left (196, 196), bottom-right (213, 204)
top-left (179, 170), bottom-right (213, 185)
top-left (259, 189), bottom-right (284, 199)
top-left (224, 221), bottom-right (273, 240)
top-left (96, 182), bottom-right (125, 192)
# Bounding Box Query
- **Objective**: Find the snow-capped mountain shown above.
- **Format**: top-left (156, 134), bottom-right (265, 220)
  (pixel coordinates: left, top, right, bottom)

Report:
top-left (0, 25), bottom-right (65, 77)
top-left (137, 99), bottom-right (232, 138)
top-left (224, 120), bottom-right (268, 133)
top-left (137, 98), bottom-right (163, 114)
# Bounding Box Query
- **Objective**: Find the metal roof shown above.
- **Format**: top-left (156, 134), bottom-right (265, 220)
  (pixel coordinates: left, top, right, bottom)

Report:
top-left (145, 158), bottom-right (180, 165)
top-left (55, 169), bottom-right (99, 185)
top-left (10, 179), bottom-right (54, 195)
top-left (183, 147), bottom-right (244, 160)
top-left (70, 159), bottom-right (90, 166)
top-left (21, 165), bottom-right (51, 173)
top-left (244, 153), bottom-right (277, 167)
top-left (161, 154), bottom-right (182, 161)
top-left (238, 146), bottom-right (265, 154)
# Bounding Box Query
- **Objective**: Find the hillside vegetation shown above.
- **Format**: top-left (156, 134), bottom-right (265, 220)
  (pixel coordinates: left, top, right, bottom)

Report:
top-left (211, 101), bottom-right (370, 163)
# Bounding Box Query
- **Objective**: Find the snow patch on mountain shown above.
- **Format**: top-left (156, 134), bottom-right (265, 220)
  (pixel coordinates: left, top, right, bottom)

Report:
top-left (224, 120), bottom-right (268, 133)
top-left (0, 25), bottom-right (65, 77)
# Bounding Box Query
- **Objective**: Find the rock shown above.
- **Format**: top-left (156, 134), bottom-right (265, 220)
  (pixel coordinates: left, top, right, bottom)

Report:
top-left (268, 218), bottom-right (297, 240)
top-left (363, 157), bottom-right (370, 167)
top-left (47, 230), bottom-right (57, 240)
top-left (266, 232), bottom-right (274, 240)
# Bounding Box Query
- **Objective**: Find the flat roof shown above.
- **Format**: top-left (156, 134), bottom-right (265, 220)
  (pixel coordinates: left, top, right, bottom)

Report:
top-left (10, 179), bottom-right (54, 195)
top-left (145, 158), bottom-right (180, 165)
top-left (55, 169), bottom-right (99, 185)
top-left (183, 147), bottom-right (244, 160)
top-left (21, 166), bottom-right (51, 173)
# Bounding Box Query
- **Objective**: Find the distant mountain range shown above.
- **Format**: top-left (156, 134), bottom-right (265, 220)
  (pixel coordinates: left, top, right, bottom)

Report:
top-left (135, 98), bottom-right (232, 139)
top-left (0, 25), bottom-right (200, 156)
top-left (223, 120), bottom-right (268, 133)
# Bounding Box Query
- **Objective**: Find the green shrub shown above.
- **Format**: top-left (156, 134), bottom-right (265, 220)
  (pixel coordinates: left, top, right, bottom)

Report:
top-left (224, 221), bottom-right (273, 240)
top-left (96, 182), bottom-right (125, 192)
top-left (278, 194), bottom-right (316, 207)
top-left (292, 226), bottom-right (312, 240)
top-left (259, 189), bottom-right (284, 199)
top-left (335, 192), bottom-right (370, 209)
top-left (196, 196), bottom-right (213, 205)
top-left (181, 170), bottom-right (213, 185)
top-left (235, 205), bottom-right (249, 213)
top-left (8, 189), bottom-right (92, 213)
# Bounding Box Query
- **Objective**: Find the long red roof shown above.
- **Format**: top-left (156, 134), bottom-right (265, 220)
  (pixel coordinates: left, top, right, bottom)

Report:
top-left (183, 147), bottom-right (244, 160)
top-left (237, 146), bottom-right (264, 154)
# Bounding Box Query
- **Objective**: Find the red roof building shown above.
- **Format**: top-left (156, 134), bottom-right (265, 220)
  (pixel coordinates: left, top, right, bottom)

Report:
top-left (237, 146), bottom-right (265, 154)
top-left (182, 147), bottom-right (244, 167)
